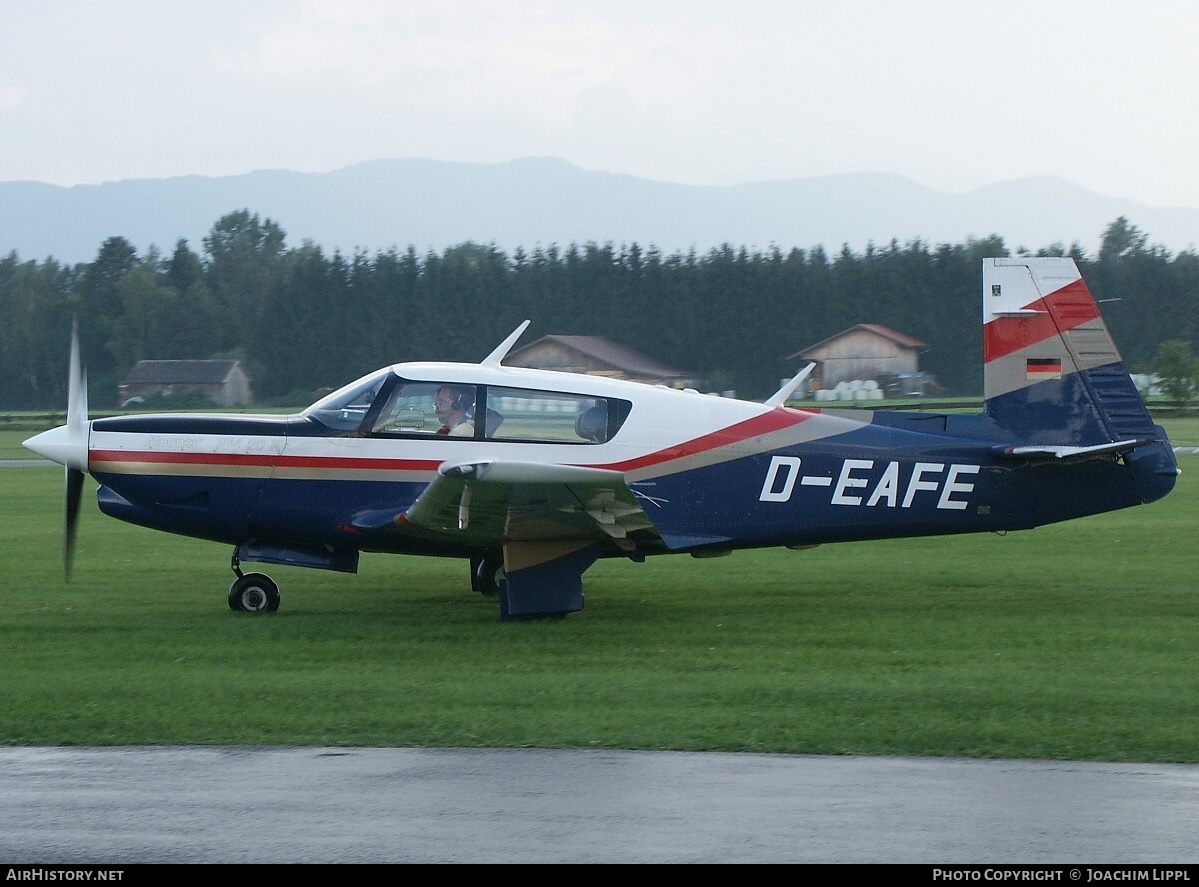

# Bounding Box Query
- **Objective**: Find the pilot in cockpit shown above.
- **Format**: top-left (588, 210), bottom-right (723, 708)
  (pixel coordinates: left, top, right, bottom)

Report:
top-left (433, 384), bottom-right (475, 436)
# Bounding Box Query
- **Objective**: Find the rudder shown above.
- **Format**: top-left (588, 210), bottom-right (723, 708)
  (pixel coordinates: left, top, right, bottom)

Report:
top-left (981, 257), bottom-right (1157, 446)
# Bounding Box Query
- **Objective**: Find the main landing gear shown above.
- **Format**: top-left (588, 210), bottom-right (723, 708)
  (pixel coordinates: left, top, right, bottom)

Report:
top-left (228, 553), bottom-right (280, 613)
top-left (471, 555), bottom-right (505, 597)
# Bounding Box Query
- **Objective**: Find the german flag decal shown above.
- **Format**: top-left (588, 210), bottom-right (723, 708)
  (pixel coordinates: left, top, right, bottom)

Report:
top-left (1026, 357), bottom-right (1063, 380)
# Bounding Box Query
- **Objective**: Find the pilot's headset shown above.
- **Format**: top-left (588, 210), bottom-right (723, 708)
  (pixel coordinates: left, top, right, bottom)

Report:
top-left (450, 385), bottom-right (474, 418)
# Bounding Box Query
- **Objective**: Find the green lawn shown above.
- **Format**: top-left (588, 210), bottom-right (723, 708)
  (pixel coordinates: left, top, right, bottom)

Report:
top-left (1, 432), bottom-right (1195, 760)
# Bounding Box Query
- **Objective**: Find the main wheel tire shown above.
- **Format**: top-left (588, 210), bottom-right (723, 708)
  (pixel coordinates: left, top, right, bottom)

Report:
top-left (228, 573), bottom-right (281, 613)
top-left (474, 557), bottom-right (505, 597)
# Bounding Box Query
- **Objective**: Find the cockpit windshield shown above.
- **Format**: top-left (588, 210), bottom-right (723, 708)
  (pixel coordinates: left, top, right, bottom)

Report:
top-left (301, 368), bottom-right (392, 431)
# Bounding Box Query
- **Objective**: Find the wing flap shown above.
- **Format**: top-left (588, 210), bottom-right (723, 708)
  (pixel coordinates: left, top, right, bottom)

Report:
top-left (400, 460), bottom-right (657, 548)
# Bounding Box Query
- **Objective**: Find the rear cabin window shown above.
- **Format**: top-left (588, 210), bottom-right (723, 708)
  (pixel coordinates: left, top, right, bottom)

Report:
top-left (485, 387), bottom-right (627, 444)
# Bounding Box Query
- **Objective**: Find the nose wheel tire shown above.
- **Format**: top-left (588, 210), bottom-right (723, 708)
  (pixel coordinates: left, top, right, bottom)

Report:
top-left (228, 573), bottom-right (281, 613)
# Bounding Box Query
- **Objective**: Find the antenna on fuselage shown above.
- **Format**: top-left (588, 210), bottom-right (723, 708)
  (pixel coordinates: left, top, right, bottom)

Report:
top-left (481, 320), bottom-right (531, 367)
top-left (764, 362), bottom-right (816, 408)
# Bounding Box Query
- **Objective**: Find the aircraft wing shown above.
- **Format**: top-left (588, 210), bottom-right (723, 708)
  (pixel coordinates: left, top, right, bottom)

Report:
top-left (395, 460), bottom-right (658, 549)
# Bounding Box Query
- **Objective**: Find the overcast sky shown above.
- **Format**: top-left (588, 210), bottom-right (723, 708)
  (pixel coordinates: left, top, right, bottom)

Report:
top-left (2, 0), bottom-right (1196, 208)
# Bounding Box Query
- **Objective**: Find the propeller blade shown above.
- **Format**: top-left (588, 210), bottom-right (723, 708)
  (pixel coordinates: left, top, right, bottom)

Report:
top-left (65, 467), bottom-right (84, 581)
top-left (63, 317), bottom-right (88, 580)
top-left (65, 318), bottom-right (88, 471)
top-left (23, 317), bottom-right (91, 581)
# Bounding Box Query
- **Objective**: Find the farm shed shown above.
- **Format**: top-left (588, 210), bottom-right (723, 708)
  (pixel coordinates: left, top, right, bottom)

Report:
top-left (789, 324), bottom-right (928, 393)
top-left (119, 360), bottom-right (253, 407)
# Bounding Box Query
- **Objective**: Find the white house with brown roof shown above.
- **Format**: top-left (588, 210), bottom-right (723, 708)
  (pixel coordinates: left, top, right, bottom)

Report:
top-left (119, 360), bottom-right (254, 407)
top-left (505, 335), bottom-right (701, 388)
top-left (789, 324), bottom-right (928, 391)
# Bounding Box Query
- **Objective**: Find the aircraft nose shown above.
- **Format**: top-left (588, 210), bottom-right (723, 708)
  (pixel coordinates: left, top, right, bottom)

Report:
top-left (24, 424), bottom-right (88, 470)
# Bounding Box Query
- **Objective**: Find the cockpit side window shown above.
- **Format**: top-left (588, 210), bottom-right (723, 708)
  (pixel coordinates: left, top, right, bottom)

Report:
top-left (371, 382), bottom-right (473, 436)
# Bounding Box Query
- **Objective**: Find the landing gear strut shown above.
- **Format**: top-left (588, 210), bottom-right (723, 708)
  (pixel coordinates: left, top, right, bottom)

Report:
top-left (229, 553), bottom-right (280, 613)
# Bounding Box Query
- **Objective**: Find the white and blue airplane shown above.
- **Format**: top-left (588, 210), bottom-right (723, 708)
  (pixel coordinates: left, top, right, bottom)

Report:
top-left (25, 257), bottom-right (1180, 620)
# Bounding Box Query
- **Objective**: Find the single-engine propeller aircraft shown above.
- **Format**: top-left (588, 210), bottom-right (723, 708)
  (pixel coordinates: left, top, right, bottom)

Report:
top-left (25, 258), bottom-right (1180, 620)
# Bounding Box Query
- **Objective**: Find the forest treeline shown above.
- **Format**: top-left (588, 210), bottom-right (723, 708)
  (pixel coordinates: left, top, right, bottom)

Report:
top-left (0, 211), bottom-right (1195, 409)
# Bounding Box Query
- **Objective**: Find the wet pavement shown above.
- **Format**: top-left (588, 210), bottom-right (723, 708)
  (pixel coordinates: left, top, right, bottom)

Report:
top-left (1, 746), bottom-right (1197, 863)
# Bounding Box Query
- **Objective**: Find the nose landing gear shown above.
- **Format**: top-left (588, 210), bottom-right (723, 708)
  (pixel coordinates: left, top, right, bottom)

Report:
top-left (228, 553), bottom-right (280, 613)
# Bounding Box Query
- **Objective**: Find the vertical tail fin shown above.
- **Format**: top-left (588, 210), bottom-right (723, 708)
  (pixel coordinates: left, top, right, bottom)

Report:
top-left (981, 257), bottom-right (1157, 446)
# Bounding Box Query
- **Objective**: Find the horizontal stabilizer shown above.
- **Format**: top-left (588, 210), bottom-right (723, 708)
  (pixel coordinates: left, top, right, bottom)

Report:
top-left (994, 438), bottom-right (1151, 460)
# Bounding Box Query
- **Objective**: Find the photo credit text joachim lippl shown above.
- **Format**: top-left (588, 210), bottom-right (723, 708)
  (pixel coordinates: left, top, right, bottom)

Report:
top-left (932, 871), bottom-right (1193, 882)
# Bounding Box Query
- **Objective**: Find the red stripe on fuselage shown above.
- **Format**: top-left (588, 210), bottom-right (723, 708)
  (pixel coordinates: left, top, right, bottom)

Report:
top-left (88, 449), bottom-right (439, 473)
top-left (596, 408), bottom-right (813, 473)
top-left (983, 278), bottom-right (1099, 362)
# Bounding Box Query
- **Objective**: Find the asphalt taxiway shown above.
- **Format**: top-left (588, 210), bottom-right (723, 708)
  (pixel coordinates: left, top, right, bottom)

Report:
top-left (1, 747), bottom-right (1197, 863)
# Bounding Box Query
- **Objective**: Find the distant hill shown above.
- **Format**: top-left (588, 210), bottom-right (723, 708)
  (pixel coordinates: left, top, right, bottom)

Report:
top-left (2, 157), bottom-right (1196, 265)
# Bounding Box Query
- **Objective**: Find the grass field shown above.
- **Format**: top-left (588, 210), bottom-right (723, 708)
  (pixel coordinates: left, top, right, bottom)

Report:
top-left (0, 422), bottom-right (1196, 760)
